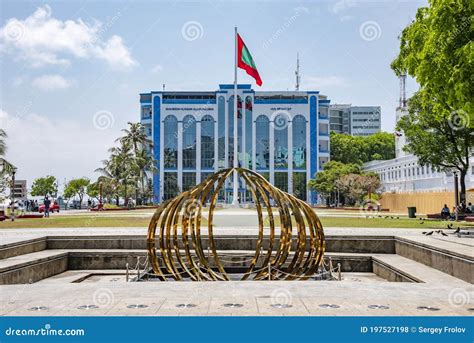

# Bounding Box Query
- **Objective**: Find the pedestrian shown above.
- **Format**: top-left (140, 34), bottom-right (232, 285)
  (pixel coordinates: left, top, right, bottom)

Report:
top-left (440, 204), bottom-right (450, 220)
top-left (43, 196), bottom-right (51, 218)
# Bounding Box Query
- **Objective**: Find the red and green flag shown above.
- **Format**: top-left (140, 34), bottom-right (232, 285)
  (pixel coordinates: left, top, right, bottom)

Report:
top-left (237, 33), bottom-right (262, 86)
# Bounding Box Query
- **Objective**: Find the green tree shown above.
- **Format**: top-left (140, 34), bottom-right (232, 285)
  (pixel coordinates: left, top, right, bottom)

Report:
top-left (308, 161), bottom-right (360, 205)
top-left (87, 181), bottom-right (100, 202)
top-left (31, 176), bottom-right (58, 197)
top-left (336, 173), bottom-right (381, 205)
top-left (392, 0), bottom-right (473, 204)
top-left (64, 178), bottom-right (90, 209)
top-left (330, 132), bottom-right (395, 164)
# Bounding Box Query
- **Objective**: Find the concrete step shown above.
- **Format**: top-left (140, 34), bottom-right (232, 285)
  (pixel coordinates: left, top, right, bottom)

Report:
top-left (372, 254), bottom-right (470, 286)
top-left (0, 250), bottom-right (68, 284)
top-left (0, 236), bottom-right (47, 259)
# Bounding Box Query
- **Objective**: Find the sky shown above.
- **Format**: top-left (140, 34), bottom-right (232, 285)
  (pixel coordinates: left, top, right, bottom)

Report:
top-left (0, 0), bottom-right (424, 188)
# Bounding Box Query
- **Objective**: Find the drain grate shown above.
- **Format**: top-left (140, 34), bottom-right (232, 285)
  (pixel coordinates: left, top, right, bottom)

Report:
top-left (223, 303), bottom-right (243, 308)
top-left (319, 304), bottom-right (340, 309)
top-left (176, 303), bottom-right (197, 308)
top-left (368, 305), bottom-right (389, 310)
top-left (271, 303), bottom-right (292, 309)
top-left (28, 306), bottom-right (49, 311)
top-left (77, 305), bottom-right (99, 310)
top-left (127, 304), bottom-right (148, 309)
top-left (417, 306), bottom-right (440, 311)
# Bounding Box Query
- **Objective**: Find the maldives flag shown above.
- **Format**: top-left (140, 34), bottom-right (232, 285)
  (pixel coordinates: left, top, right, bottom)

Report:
top-left (237, 33), bottom-right (262, 86)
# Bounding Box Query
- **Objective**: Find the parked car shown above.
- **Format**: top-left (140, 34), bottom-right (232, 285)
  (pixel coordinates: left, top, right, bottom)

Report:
top-left (67, 200), bottom-right (83, 209)
top-left (39, 201), bottom-right (60, 213)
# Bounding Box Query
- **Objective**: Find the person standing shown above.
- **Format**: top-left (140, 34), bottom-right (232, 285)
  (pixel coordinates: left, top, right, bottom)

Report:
top-left (43, 196), bottom-right (51, 218)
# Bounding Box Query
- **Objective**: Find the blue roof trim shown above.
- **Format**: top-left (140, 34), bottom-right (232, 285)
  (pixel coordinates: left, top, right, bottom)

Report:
top-left (161, 99), bottom-right (217, 104)
top-left (318, 99), bottom-right (331, 103)
top-left (219, 84), bottom-right (252, 90)
top-left (254, 98), bottom-right (308, 104)
top-left (306, 91), bottom-right (320, 94)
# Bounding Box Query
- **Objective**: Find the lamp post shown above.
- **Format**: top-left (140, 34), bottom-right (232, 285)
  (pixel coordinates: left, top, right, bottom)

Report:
top-left (10, 167), bottom-right (17, 222)
top-left (453, 171), bottom-right (459, 221)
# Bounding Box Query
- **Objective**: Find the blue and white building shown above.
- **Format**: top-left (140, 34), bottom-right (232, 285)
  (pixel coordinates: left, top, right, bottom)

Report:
top-left (140, 84), bottom-right (330, 204)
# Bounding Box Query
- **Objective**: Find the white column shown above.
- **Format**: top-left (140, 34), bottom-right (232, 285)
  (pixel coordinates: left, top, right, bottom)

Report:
top-left (177, 120), bottom-right (183, 191)
top-left (288, 119), bottom-right (293, 194)
top-left (214, 115), bottom-right (218, 172)
top-left (269, 117), bottom-right (275, 185)
top-left (252, 117), bottom-right (257, 172)
top-left (196, 119), bottom-right (201, 184)
top-left (225, 95), bottom-right (229, 169)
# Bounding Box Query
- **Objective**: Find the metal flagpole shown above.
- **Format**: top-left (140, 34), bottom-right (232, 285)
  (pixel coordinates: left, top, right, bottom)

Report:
top-left (232, 27), bottom-right (239, 206)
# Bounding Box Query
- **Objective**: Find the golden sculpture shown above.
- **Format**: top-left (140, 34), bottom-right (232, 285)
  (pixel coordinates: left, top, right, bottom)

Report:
top-left (147, 168), bottom-right (325, 281)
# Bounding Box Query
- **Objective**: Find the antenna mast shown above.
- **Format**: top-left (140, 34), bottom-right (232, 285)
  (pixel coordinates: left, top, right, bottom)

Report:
top-left (399, 73), bottom-right (407, 108)
top-left (295, 53), bottom-right (301, 91)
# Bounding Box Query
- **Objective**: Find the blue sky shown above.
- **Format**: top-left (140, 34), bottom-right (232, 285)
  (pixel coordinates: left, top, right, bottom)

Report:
top-left (0, 0), bottom-right (424, 185)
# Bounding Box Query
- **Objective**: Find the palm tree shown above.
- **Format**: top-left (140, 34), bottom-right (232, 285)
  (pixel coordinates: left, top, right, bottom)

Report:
top-left (0, 129), bottom-right (7, 157)
top-left (118, 122), bottom-right (153, 156)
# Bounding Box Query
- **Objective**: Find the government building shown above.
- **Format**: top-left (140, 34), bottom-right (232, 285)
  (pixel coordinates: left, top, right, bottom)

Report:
top-left (140, 84), bottom-right (331, 204)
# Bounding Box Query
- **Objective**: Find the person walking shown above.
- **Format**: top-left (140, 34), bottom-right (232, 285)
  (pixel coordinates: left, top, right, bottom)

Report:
top-left (43, 196), bottom-right (51, 218)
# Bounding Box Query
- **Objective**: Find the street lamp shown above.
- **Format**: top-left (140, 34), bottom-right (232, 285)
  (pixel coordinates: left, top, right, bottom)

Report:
top-left (453, 171), bottom-right (459, 221)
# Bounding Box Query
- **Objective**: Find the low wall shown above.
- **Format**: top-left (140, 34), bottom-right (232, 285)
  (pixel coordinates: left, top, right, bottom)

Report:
top-left (380, 191), bottom-right (454, 215)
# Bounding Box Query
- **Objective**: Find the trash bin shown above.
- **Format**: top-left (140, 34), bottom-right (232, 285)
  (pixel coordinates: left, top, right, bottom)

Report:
top-left (407, 206), bottom-right (417, 218)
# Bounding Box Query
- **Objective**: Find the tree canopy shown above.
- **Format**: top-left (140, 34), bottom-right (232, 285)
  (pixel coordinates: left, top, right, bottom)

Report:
top-left (31, 176), bottom-right (58, 197)
top-left (330, 132), bottom-right (395, 165)
top-left (392, 0), bottom-right (473, 203)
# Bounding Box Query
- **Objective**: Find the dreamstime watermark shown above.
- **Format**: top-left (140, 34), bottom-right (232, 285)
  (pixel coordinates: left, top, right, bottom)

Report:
top-left (92, 110), bottom-right (115, 130)
top-left (5, 323), bottom-right (85, 337)
top-left (270, 110), bottom-right (291, 131)
top-left (181, 21), bottom-right (204, 41)
top-left (270, 288), bottom-right (292, 307)
top-left (262, 7), bottom-right (309, 50)
top-left (4, 21), bottom-right (26, 42)
top-left (448, 288), bottom-right (471, 307)
top-left (359, 199), bottom-right (381, 217)
top-left (83, 11), bottom-right (123, 50)
top-left (448, 110), bottom-right (470, 131)
top-left (359, 20), bottom-right (382, 41)
top-left (92, 287), bottom-right (114, 307)
top-left (183, 198), bottom-right (200, 219)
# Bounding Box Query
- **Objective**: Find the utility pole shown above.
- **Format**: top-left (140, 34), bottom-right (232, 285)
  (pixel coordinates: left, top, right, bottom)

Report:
top-left (295, 53), bottom-right (301, 91)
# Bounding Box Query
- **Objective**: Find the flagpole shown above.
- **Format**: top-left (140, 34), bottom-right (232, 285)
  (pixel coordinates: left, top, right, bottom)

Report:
top-left (232, 26), bottom-right (239, 206)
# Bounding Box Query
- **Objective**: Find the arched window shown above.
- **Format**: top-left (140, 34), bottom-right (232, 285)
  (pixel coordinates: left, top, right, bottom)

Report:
top-left (217, 96), bottom-right (225, 168)
top-left (255, 115), bottom-right (269, 169)
top-left (201, 115), bottom-right (215, 169)
top-left (292, 115), bottom-right (306, 169)
top-left (274, 113), bottom-right (288, 169)
top-left (182, 115), bottom-right (196, 169)
top-left (163, 115), bottom-right (178, 169)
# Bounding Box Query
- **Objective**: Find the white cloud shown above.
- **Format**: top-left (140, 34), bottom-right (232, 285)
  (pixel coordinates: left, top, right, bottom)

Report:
top-left (0, 5), bottom-right (137, 70)
top-left (32, 74), bottom-right (72, 91)
top-left (304, 76), bottom-right (347, 88)
top-left (329, 0), bottom-right (358, 14)
top-left (0, 108), bottom-right (118, 187)
top-left (151, 64), bottom-right (163, 73)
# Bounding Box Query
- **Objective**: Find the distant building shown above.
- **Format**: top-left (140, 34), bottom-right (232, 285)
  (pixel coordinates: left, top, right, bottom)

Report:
top-left (140, 84), bottom-right (330, 204)
top-left (13, 180), bottom-right (27, 200)
top-left (329, 104), bottom-right (381, 136)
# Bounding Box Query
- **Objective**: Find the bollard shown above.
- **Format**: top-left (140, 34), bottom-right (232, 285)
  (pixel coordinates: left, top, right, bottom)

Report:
top-left (337, 263), bottom-right (342, 281)
top-left (268, 262), bottom-right (272, 281)
top-left (126, 263), bottom-right (129, 282)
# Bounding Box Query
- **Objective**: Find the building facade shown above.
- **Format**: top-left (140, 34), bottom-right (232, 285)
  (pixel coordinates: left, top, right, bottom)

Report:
top-left (140, 84), bottom-right (330, 204)
top-left (363, 107), bottom-right (474, 193)
top-left (329, 104), bottom-right (381, 136)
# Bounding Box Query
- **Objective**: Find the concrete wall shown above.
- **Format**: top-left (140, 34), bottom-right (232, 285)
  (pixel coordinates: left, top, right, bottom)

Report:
top-left (380, 191), bottom-right (455, 215)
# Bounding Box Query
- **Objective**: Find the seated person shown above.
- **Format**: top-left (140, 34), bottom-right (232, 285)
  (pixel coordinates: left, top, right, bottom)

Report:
top-left (440, 204), bottom-right (450, 219)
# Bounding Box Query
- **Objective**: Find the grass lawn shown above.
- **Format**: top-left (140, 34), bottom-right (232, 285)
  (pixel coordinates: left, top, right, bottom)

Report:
top-left (0, 213), bottom-right (472, 229)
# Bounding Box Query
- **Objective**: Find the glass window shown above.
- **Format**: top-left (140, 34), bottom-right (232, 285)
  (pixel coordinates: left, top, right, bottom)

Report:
top-left (245, 96), bottom-right (253, 169)
top-left (255, 115), bottom-right (270, 169)
top-left (274, 113), bottom-right (288, 169)
top-left (163, 115), bottom-right (178, 169)
top-left (141, 105), bottom-right (152, 120)
top-left (217, 96), bottom-right (225, 168)
top-left (201, 115), bottom-right (215, 169)
top-left (182, 115), bottom-right (196, 169)
top-left (163, 172), bottom-right (179, 200)
top-left (293, 172), bottom-right (306, 201)
top-left (274, 172), bottom-right (288, 192)
top-left (182, 172), bottom-right (196, 192)
top-left (292, 115), bottom-right (306, 169)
